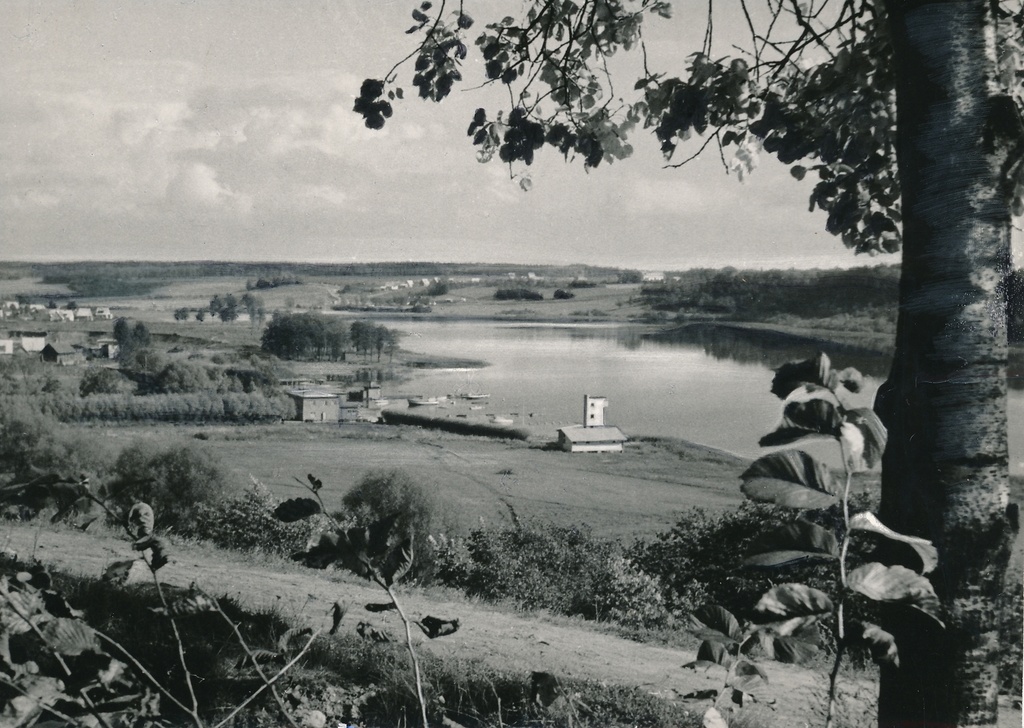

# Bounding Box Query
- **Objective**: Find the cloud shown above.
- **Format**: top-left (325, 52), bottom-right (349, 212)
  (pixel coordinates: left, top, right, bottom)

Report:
top-left (166, 162), bottom-right (251, 214)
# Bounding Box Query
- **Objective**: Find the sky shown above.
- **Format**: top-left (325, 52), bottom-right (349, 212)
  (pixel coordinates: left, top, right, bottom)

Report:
top-left (1, 1), bottom-right (1021, 271)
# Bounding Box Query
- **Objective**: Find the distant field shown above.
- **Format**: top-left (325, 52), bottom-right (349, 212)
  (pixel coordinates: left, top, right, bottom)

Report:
top-left (98, 421), bottom-right (761, 540)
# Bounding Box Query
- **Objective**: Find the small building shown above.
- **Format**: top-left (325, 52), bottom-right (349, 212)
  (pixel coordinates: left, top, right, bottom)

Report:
top-left (0, 339), bottom-right (14, 356)
top-left (287, 389), bottom-right (340, 422)
top-left (556, 394), bottom-right (628, 453)
top-left (94, 307), bottom-right (114, 320)
top-left (557, 425), bottom-right (629, 453)
top-left (94, 338), bottom-right (119, 359)
top-left (49, 309), bottom-right (75, 322)
top-left (75, 307), bottom-right (94, 321)
top-left (41, 343), bottom-right (84, 366)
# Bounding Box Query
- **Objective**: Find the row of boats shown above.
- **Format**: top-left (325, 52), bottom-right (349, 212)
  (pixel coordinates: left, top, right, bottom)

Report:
top-left (407, 392), bottom-right (490, 407)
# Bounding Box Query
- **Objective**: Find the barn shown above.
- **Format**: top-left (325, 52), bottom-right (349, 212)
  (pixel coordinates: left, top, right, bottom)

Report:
top-left (556, 425), bottom-right (628, 453)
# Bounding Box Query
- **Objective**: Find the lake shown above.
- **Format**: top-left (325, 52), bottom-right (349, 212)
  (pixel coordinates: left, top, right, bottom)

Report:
top-left (378, 319), bottom-right (1022, 473)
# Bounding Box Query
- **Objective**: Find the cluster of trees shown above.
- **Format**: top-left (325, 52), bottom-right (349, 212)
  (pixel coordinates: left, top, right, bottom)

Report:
top-left (207, 292), bottom-right (266, 325)
top-left (494, 288), bottom-right (543, 301)
top-left (260, 313), bottom-right (400, 361)
top-left (246, 275), bottom-right (302, 290)
top-left (4, 391), bottom-right (291, 425)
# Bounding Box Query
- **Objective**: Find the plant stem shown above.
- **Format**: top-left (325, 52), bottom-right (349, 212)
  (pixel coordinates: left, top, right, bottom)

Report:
top-left (825, 599), bottom-right (846, 728)
top-left (211, 628), bottom-right (323, 728)
top-left (147, 560), bottom-right (204, 728)
top-left (94, 629), bottom-right (194, 715)
top-left (383, 580), bottom-right (429, 728)
top-left (825, 442), bottom-right (854, 728)
top-left (211, 596), bottom-right (301, 728)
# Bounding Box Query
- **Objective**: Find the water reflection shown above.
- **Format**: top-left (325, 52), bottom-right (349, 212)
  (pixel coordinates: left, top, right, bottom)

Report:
top-left (648, 323), bottom-right (893, 378)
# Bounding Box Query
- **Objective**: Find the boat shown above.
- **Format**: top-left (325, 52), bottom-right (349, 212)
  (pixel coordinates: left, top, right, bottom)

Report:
top-left (461, 393), bottom-right (491, 400)
top-left (490, 415), bottom-right (514, 425)
top-left (407, 397), bottom-right (440, 407)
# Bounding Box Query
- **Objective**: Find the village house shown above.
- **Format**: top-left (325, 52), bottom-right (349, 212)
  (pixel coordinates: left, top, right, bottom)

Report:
top-left (18, 333), bottom-right (47, 353)
top-left (556, 395), bottom-right (628, 453)
top-left (41, 343), bottom-right (84, 366)
top-left (93, 338), bottom-right (119, 359)
top-left (0, 339), bottom-right (14, 356)
top-left (75, 307), bottom-right (94, 322)
top-left (287, 389), bottom-right (340, 422)
top-left (94, 307), bottom-right (114, 320)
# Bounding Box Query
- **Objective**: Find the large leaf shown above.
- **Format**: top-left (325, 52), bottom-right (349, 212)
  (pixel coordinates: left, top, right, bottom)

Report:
top-left (380, 536), bottom-right (414, 586)
top-left (416, 615), bottom-right (460, 639)
top-left (847, 563), bottom-right (943, 624)
top-left (847, 620), bottom-right (899, 666)
top-left (744, 520), bottom-right (839, 567)
top-left (687, 605), bottom-right (743, 643)
top-left (0, 580), bottom-right (45, 636)
top-left (740, 451), bottom-right (837, 509)
top-left (754, 583), bottom-right (834, 619)
top-left (273, 497), bottom-right (321, 523)
top-left (842, 408), bottom-right (887, 469)
top-left (127, 502), bottom-right (154, 538)
top-left (102, 560), bottom-right (137, 585)
top-left (770, 353), bottom-right (832, 399)
top-left (151, 591), bottom-right (218, 618)
top-left (684, 639), bottom-right (731, 670)
top-left (849, 512), bottom-right (938, 574)
top-left (727, 659), bottom-right (770, 699)
top-left (759, 399), bottom-right (844, 447)
top-left (40, 618), bottom-right (99, 656)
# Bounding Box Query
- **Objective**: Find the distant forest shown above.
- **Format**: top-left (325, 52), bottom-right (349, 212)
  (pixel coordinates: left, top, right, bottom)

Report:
top-left (3, 260), bottom-right (631, 298)
top-left (644, 264), bottom-right (1024, 342)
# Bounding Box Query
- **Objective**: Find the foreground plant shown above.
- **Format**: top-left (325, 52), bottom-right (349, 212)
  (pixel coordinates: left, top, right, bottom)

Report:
top-left (686, 352), bottom-right (943, 728)
top-left (277, 473), bottom-right (461, 728)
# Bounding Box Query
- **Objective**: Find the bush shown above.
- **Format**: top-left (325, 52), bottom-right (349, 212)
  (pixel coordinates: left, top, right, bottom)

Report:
top-left (494, 288), bottom-right (543, 301)
top-left (104, 441), bottom-right (230, 530)
top-left (435, 520), bottom-right (669, 628)
top-left (187, 480), bottom-right (321, 555)
top-left (553, 288), bottom-right (575, 299)
top-left (341, 469), bottom-right (451, 582)
top-left (79, 366), bottom-right (134, 396)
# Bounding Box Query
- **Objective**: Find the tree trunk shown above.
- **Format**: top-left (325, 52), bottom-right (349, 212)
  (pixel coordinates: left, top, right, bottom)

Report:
top-left (876, 1), bottom-right (1019, 725)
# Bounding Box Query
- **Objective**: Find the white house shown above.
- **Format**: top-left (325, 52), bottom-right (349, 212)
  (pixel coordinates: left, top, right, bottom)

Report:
top-left (0, 339), bottom-right (14, 355)
top-left (94, 307), bottom-right (113, 320)
top-left (75, 307), bottom-right (94, 321)
top-left (20, 333), bottom-right (47, 352)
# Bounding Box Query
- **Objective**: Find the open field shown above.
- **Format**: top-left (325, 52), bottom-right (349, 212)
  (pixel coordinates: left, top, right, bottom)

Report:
top-left (94, 422), bottom-right (764, 540)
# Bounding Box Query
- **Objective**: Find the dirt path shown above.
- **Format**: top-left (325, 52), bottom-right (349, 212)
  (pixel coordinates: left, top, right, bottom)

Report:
top-left (4, 523), bottom-right (1019, 728)
top-left (4, 523), bottom-right (856, 726)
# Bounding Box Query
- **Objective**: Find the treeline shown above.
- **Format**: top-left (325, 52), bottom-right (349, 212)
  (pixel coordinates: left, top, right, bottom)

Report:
top-left (261, 313), bottom-right (400, 361)
top-left (642, 265), bottom-right (901, 321)
top-left (2, 392), bottom-right (291, 424)
top-left (27, 261), bottom-right (634, 297)
top-left (381, 410), bottom-right (529, 440)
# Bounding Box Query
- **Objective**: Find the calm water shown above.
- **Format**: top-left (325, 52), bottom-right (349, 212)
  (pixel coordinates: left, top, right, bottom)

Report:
top-left (379, 320), bottom-right (1022, 473)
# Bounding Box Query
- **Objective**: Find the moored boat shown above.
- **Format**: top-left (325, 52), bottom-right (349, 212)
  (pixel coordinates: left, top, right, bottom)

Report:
top-left (407, 396), bottom-right (440, 407)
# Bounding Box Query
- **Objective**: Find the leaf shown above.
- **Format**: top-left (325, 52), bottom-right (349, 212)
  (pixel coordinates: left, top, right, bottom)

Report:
top-left (356, 621), bottom-right (390, 643)
top-left (843, 408), bottom-right (887, 468)
top-left (380, 537), bottom-right (414, 586)
top-left (790, 165), bottom-right (807, 181)
top-left (770, 352), bottom-right (832, 399)
top-left (847, 563), bottom-right (943, 624)
top-left (134, 535), bottom-right (169, 570)
top-left (306, 474), bottom-right (323, 492)
top-left (531, 671), bottom-right (562, 707)
top-left (687, 605), bottom-right (743, 643)
top-left (740, 451), bottom-right (837, 509)
top-left (278, 626), bottom-right (314, 652)
top-left (703, 706), bottom-right (729, 728)
top-left (847, 620), bottom-right (899, 666)
top-left (759, 399), bottom-right (844, 446)
top-left (754, 583), bottom-right (834, 619)
top-left (102, 560), bottom-right (137, 585)
top-left (744, 520), bottom-right (839, 567)
top-left (416, 615), bottom-right (460, 639)
top-left (685, 639), bottom-right (731, 669)
top-left (759, 631), bottom-right (819, 664)
top-left (364, 602), bottom-right (397, 612)
top-left (0, 582), bottom-right (45, 636)
top-left (329, 601), bottom-right (347, 635)
top-left (728, 659), bottom-right (768, 695)
top-left (127, 502), bottom-right (154, 538)
top-left (40, 618), bottom-right (99, 656)
top-left (848, 512), bottom-right (938, 573)
top-left (273, 497), bottom-right (322, 522)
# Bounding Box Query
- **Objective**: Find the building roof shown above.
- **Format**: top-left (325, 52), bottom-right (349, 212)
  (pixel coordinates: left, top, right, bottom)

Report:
top-left (44, 343), bottom-right (78, 355)
top-left (557, 425), bottom-right (628, 443)
top-left (286, 388), bottom-right (338, 400)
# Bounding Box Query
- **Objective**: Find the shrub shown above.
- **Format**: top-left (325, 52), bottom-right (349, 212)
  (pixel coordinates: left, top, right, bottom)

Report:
top-left (104, 441), bottom-right (230, 530)
top-left (553, 288), bottom-right (575, 299)
top-left (435, 520), bottom-right (669, 628)
top-left (494, 288), bottom-right (543, 301)
top-left (187, 480), bottom-right (321, 555)
top-left (341, 469), bottom-right (451, 582)
top-left (79, 366), bottom-right (134, 396)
